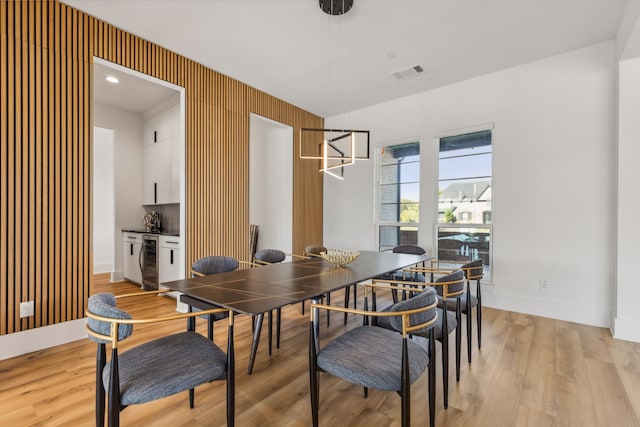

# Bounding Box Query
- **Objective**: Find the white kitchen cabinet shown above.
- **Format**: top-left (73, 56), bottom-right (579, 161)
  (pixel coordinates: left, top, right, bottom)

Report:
top-left (123, 232), bottom-right (142, 284)
top-left (159, 236), bottom-right (181, 289)
top-left (143, 110), bottom-right (171, 147)
top-left (143, 103), bottom-right (180, 204)
top-left (143, 139), bottom-right (172, 204)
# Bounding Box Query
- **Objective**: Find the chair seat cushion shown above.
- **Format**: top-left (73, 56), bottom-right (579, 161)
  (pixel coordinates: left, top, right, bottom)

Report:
top-left (103, 331), bottom-right (227, 406)
top-left (317, 326), bottom-right (429, 392)
top-left (377, 306), bottom-right (456, 341)
top-left (440, 293), bottom-right (478, 313)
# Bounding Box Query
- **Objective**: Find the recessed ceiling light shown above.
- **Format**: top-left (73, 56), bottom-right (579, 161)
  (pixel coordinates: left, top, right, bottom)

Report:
top-left (105, 75), bottom-right (119, 84)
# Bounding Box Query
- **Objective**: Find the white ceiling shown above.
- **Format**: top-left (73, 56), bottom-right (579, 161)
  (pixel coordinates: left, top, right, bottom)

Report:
top-left (93, 61), bottom-right (179, 114)
top-left (66, 0), bottom-right (630, 118)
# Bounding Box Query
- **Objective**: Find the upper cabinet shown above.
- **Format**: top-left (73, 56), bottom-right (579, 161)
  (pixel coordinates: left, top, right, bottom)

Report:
top-left (143, 103), bottom-right (181, 204)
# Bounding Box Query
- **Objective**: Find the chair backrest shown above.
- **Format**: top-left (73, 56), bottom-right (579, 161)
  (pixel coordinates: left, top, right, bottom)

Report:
top-left (388, 287), bottom-right (437, 334)
top-left (392, 245), bottom-right (426, 255)
top-left (192, 256), bottom-right (239, 276)
top-left (304, 245), bottom-right (327, 257)
top-left (461, 259), bottom-right (483, 280)
top-left (254, 248), bottom-right (286, 264)
top-left (87, 293), bottom-right (133, 344)
top-left (433, 269), bottom-right (465, 298)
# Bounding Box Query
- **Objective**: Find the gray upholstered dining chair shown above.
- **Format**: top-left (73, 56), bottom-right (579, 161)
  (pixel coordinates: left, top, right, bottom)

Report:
top-left (309, 287), bottom-right (439, 427)
top-left (403, 259), bottom-right (483, 364)
top-left (300, 245), bottom-right (327, 315)
top-left (371, 269), bottom-right (465, 409)
top-left (252, 248), bottom-right (287, 355)
top-left (86, 291), bottom-right (235, 427)
top-left (303, 245), bottom-right (327, 257)
top-left (185, 255), bottom-right (240, 340)
top-left (441, 259), bottom-right (483, 364)
top-left (253, 248), bottom-right (287, 265)
top-left (389, 244), bottom-right (428, 292)
top-left (303, 244), bottom-right (347, 327)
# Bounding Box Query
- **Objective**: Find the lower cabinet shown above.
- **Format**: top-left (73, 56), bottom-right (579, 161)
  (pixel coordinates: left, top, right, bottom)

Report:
top-left (159, 236), bottom-right (180, 289)
top-left (123, 232), bottom-right (142, 284)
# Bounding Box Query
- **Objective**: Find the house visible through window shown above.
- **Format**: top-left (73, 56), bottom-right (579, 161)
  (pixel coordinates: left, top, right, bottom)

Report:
top-left (437, 129), bottom-right (492, 279)
top-left (378, 142), bottom-right (420, 251)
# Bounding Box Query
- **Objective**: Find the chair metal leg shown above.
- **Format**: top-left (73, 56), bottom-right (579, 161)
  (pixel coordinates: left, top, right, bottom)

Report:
top-left (326, 292), bottom-right (331, 327)
top-left (207, 315), bottom-right (214, 341)
top-left (248, 313), bottom-right (264, 374)
top-left (187, 306), bottom-right (195, 332)
top-left (343, 287), bottom-right (350, 325)
top-left (477, 280), bottom-right (482, 349)
top-left (466, 294), bottom-right (472, 364)
top-left (227, 323), bottom-right (235, 427)
top-left (268, 311), bottom-right (273, 356)
top-left (428, 329), bottom-right (436, 427)
top-left (96, 344), bottom-right (106, 427)
top-left (301, 300), bottom-right (305, 315)
top-left (401, 338), bottom-right (410, 427)
top-left (108, 348), bottom-right (120, 427)
top-left (309, 322), bottom-right (319, 427)
top-left (456, 302), bottom-right (462, 382)
top-left (189, 388), bottom-right (194, 408)
top-left (276, 308), bottom-right (281, 349)
top-left (441, 311), bottom-right (449, 409)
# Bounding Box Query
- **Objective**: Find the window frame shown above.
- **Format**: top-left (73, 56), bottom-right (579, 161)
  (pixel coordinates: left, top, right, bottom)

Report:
top-left (434, 124), bottom-right (494, 282)
top-left (375, 140), bottom-right (421, 252)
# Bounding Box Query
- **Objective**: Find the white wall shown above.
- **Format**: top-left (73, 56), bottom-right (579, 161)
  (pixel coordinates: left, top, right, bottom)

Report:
top-left (615, 57), bottom-right (640, 341)
top-left (94, 104), bottom-right (146, 280)
top-left (324, 41), bottom-right (617, 328)
top-left (93, 127), bottom-right (115, 273)
top-left (249, 114), bottom-right (293, 255)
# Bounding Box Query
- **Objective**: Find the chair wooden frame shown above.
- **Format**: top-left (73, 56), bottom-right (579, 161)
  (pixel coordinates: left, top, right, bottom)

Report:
top-left (309, 287), bottom-right (438, 427)
top-left (86, 290), bottom-right (235, 427)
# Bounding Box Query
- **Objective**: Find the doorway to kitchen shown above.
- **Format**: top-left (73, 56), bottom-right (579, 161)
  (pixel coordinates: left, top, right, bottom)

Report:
top-left (92, 58), bottom-right (186, 285)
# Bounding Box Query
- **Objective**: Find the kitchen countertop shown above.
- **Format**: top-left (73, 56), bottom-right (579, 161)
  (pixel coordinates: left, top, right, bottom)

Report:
top-left (122, 229), bottom-right (180, 237)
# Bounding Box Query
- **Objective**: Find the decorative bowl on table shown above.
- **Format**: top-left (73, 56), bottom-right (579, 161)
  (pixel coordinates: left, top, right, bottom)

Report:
top-left (320, 250), bottom-right (360, 267)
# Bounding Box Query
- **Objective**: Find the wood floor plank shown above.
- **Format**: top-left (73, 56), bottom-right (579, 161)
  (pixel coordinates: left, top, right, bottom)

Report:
top-left (1, 277), bottom-right (639, 426)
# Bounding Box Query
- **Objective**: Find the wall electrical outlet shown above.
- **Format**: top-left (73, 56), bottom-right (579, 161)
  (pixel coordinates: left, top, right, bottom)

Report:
top-left (539, 280), bottom-right (550, 292)
top-left (20, 301), bottom-right (34, 318)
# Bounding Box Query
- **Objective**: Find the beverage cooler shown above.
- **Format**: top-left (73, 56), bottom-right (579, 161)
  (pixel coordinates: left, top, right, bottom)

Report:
top-left (140, 234), bottom-right (159, 290)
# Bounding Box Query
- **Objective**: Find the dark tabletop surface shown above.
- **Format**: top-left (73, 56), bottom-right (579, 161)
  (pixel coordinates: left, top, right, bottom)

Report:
top-left (162, 250), bottom-right (429, 315)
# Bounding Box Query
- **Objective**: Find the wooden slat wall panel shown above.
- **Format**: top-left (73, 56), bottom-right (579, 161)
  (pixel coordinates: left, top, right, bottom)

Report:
top-left (1, 1), bottom-right (92, 335)
top-left (1, 0), bottom-right (322, 336)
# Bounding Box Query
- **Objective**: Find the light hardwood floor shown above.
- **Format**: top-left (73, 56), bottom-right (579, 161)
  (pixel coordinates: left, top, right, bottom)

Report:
top-left (1, 276), bottom-right (639, 426)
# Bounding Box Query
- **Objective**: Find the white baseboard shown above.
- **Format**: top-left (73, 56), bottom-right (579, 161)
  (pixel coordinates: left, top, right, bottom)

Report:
top-left (483, 288), bottom-right (611, 329)
top-left (613, 317), bottom-right (640, 343)
top-left (0, 319), bottom-right (87, 361)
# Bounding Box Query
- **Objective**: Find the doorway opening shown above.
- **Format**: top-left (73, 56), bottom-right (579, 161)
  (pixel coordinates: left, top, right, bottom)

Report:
top-left (92, 57), bottom-right (186, 284)
top-left (249, 114), bottom-right (294, 257)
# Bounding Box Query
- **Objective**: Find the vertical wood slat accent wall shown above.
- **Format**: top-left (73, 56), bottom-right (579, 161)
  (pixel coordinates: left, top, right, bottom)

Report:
top-left (1, 0), bottom-right (323, 336)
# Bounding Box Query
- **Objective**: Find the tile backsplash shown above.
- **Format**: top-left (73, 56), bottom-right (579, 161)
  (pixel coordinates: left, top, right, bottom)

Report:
top-left (143, 203), bottom-right (180, 235)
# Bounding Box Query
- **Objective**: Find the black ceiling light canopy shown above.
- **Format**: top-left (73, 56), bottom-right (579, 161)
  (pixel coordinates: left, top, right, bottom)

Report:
top-left (319, 0), bottom-right (353, 16)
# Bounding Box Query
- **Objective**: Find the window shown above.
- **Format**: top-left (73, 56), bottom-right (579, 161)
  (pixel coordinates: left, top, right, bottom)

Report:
top-left (437, 129), bottom-right (492, 279)
top-left (378, 142), bottom-right (420, 251)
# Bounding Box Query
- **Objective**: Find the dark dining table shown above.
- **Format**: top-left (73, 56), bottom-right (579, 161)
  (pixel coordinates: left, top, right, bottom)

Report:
top-left (162, 250), bottom-right (429, 373)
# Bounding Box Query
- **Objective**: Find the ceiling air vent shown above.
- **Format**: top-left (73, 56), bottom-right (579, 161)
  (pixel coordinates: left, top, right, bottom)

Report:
top-left (390, 65), bottom-right (425, 81)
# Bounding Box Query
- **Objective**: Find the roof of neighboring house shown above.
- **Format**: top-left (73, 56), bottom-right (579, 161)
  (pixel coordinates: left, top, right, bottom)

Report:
top-left (440, 181), bottom-right (491, 202)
